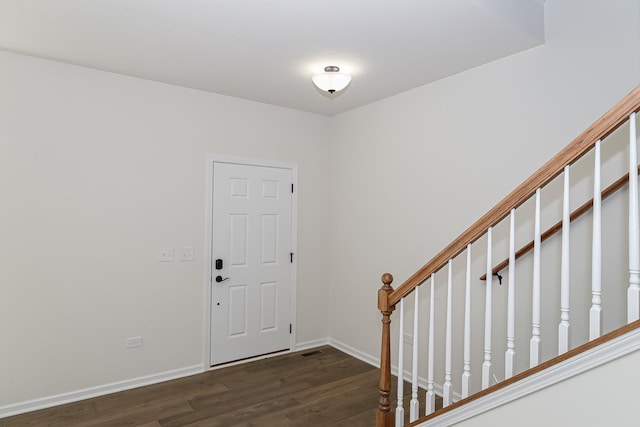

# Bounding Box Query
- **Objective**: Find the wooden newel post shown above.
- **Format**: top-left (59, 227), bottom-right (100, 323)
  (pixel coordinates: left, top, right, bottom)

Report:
top-left (376, 273), bottom-right (396, 427)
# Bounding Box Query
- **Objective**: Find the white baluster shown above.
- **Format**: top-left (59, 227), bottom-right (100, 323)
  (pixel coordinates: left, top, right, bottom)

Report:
top-left (629, 112), bottom-right (640, 323)
top-left (559, 166), bottom-right (571, 354)
top-left (482, 227), bottom-right (493, 390)
top-left (425, 274), bottom-right (436, 415)
top-left (462, 244), bottom-right (472, 398)
top-left (530, 189), bottom-right (542, 367)
top-left (443, 260), bottom-right (453, 406)
top-left (396, 298), bottom-right (405, 426)
top-left (590, 140), bottom-right (602, 340)
top-left (505, 209), bottom-right (516, 379)
top-left (410, 288), bottom-right (419, 422)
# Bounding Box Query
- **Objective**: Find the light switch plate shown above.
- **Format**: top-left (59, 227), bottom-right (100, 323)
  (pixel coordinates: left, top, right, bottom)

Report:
top-left (158, 247), bottom-right (173, 262)
top-left (179, 247), bottom-right (194, 261)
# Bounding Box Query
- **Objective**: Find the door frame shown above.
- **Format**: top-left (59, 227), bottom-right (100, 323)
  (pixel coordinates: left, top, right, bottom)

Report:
top-left (203, 154), bottom-right (298, 370)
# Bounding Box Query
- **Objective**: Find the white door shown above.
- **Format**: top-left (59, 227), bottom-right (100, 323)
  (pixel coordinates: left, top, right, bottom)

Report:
top-left (210, 162), bottom-right (293, 366)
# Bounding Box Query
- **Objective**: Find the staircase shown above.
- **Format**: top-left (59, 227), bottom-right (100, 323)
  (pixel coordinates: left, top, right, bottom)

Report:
top-left (375, 86), bottom-right (640, 427)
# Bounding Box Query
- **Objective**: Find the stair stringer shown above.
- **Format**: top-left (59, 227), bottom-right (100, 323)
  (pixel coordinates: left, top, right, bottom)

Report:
top-left (414, 326), bottom-right (640, 426)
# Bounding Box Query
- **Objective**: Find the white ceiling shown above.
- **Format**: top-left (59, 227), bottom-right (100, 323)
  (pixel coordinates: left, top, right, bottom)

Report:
top-left (0, 0), bottom-right (545, 116)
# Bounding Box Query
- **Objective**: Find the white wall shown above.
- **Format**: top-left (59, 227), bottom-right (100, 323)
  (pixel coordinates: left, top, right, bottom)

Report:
top-left (328, 0), bottom-right (640, 393)
top-left (0, 51), bottom-right (331, 407)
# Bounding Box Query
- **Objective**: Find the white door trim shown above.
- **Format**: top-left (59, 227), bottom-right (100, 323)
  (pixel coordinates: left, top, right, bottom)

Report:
top-left (203, 154), bottom-right (298, 370)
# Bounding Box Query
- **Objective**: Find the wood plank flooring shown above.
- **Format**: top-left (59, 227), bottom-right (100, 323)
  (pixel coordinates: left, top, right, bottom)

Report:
top-left (1, 346), bottom-right (439, 427)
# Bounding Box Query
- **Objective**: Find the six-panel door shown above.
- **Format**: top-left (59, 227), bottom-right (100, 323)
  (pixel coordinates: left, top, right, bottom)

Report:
top-left (210, 162), bottom-right (293, 366)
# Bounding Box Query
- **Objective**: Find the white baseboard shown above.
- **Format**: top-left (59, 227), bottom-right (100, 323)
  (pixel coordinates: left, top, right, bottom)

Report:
top-left (328, 338), bottom-right (379, 367)
top-left (0, 364), bottom-right (202, 420)
top-left (327, 338), bottom-right (454, 401)
top-left (295, 338), bottom-right (330, 352)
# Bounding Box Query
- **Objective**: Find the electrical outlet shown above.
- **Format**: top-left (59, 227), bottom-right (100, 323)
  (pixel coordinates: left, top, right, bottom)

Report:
top-left (179, 247), bottom-right (194, 261)
top-left (125, 336), bottom-right (143, 349)
top-left (158, 247), bottom-right (173, 262)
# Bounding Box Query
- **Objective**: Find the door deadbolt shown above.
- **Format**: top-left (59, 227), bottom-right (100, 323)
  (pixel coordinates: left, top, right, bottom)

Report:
top-left (215, 259), bottom-right (223, 270)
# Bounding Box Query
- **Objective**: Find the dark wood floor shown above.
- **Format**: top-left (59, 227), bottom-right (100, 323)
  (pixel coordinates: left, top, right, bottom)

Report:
top-left (1, 346), bottom-right (437, 427)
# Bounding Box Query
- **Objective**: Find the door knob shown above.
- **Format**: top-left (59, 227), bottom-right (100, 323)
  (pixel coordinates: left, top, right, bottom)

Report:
top-left (215, 275), bottom-right (230, 283)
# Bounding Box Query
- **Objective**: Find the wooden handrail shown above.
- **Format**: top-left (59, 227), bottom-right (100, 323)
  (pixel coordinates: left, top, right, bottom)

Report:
top-left (388, 85), bottom-right (640, 308)
top-left (479, 165), bottom-right (640, 281)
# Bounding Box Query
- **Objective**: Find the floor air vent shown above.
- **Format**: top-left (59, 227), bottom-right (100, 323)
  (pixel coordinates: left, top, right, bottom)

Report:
top-left (300, 350), bottom-right (323, 357)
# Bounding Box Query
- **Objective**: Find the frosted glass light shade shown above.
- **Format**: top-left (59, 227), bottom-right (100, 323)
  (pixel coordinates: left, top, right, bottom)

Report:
top-left (312, 67), bottom-right (351, 93)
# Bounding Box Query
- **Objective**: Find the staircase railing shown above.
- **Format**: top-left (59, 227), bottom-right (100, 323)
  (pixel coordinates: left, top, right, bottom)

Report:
top-left (479, 164), bottom-right (640, 282)
top-left (376, 85), bottom-right (640, 427)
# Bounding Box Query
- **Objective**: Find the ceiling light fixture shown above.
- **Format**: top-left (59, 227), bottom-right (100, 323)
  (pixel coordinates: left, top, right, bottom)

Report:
top-left (312, 66), bottom-right (351, 94)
